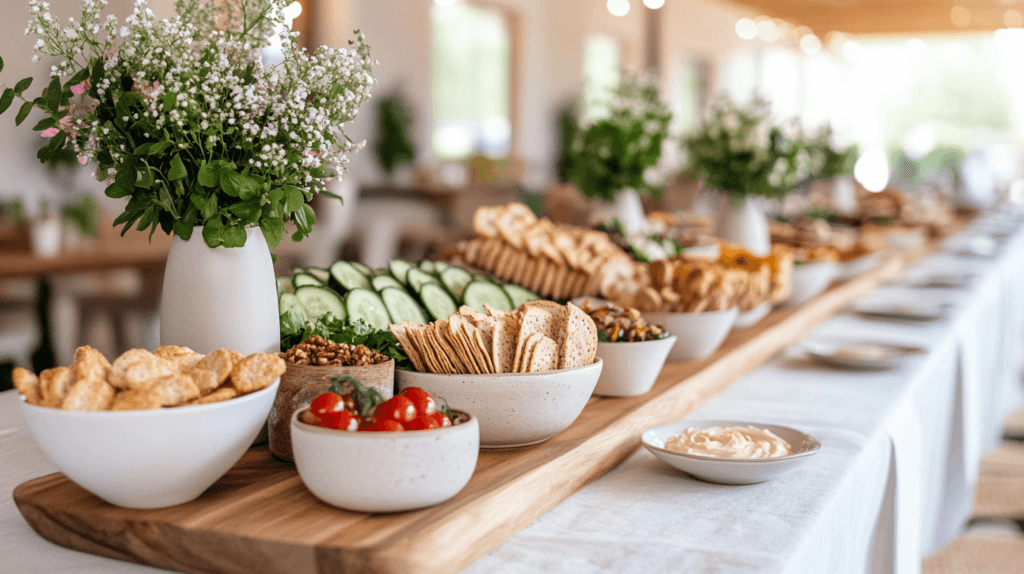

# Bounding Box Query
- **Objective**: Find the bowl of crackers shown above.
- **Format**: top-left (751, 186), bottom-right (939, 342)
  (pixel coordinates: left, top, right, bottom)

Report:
top-left (581, 301), bottom-right (676, 397)
top-left (391, 301), bottom-right (603, 447)
top-left (13, 345), bottom-right (284, 509)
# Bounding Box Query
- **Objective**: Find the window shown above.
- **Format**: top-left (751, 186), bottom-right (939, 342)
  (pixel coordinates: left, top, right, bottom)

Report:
top-left (582, 34), bottom-right (621, 121)
top-left (431, 3), bottom-right (511, 159)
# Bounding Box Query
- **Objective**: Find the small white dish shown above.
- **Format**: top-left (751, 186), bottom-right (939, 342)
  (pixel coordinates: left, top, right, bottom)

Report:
top-left (784, 261), bottom-right (839, 306)
top-left (20, 380), bottom-right (280, 509)
top-left (853, 299), bottom-right (949, 322)
top-left (734, 302), bottom-right (771, 329)
top-left (642, 419), bottom-right (821, 485)
top-left (593, 336), bottom-right (677, 397)
top-left (801, 338), bottom-right (926, 370)
top-left (836, 253), bottom-right (882, 281)
top-left (291, 408), bottom-right (479, 513)
top-left (645, 309), bottom-right (739, 361)
top-left (396, 359), bottom-right (603, 448)
top-left (909, 271), bottom-right (976, 289)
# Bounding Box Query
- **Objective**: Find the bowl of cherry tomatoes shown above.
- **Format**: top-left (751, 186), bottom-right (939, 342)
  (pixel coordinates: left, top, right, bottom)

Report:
top-left (291, 382), bottom-right (479, 513)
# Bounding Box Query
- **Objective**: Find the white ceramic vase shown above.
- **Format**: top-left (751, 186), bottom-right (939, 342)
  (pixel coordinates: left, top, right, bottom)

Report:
top-left (29, 216), bottom-right (62, 259)
top-left (160, 226), bottom-right (280, 355)
top-left (829, 177), bottom-right (858, 216)
top-left (714, 195), bottom-right (770, 256)
top-left (610, 188), bottom-right (647, 233)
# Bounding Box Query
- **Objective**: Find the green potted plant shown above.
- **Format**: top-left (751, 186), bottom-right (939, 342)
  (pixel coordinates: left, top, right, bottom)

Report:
top-left (681, 97), bottom-right (806, 255)
top-left (375, 93), bottom-right (416, 184)
top-left (567, 74), bottom-right (672, 232)
top-left (804, 126), bottom-right (859, 215)
top-left (0, 0), bottom-right (374, 353)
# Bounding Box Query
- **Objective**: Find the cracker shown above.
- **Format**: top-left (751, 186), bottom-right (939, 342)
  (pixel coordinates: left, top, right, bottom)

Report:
top-left (109, 349), bottom-right (177, 390)
top-left (527, 336), bottom-right (558, 372)
top-left (155, 345), bottom-right (204, 371)
top-left (189, 367), bottom-right (222, 394)
top-left (229, 352), bottom-right (286, 394)
top-left (110, 387), bottom-right (164, 411)
top-left (446, 316), bottom-right (481, 374)
top-left (517, 333), bottom-right (543, 373)
top-left (71, 345), bottom-right (111, 383)
top-left (195, 349), bottom-right (236, 387)
top-left (39, 367), bottom-right (74, 408)
top-left (12, 367), bottom-right (42, 406)
top-left (390, 322), bottom-right (426, 373)
top-left (431, 321), bottom-right (464, 374)
top-left (462, 321), bottom-right (495, 374)
top-left (409, 326), bottom-right (441, 373)
top-left (558, 302), bottom-right (598, 369)
top-left (61, 377), bottom-right (115, 411)
top-left (187, 387), bottom-right (238, 405)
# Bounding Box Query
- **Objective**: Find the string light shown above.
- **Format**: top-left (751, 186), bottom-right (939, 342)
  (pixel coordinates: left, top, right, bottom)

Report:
top-left (643, 0), bottom-right (665, 9)
top-left (735, 18), bottom-right (757, 40)
top-left (607, 0), bottom-right (630, 17)
top-left (799, 34), bottom-right (821, 55)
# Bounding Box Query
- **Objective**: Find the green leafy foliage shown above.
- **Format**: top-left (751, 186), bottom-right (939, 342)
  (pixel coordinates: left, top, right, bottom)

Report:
top-left (803, 125), bottom-right (859, 180)
top-left (279, 312), bottom-right (413, 371)
top-left (568, 75), bottom-right (672, 202)
top-left (375, 93), bottom-right (416, 174)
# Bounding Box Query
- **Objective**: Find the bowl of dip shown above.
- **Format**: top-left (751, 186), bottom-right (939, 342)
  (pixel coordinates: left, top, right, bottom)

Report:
top-left (641, 419), bottom-right (821, 485)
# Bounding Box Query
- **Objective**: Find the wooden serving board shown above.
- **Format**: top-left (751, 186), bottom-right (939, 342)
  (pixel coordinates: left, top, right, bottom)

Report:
top-left (14, 246), bottom-right (926, 574)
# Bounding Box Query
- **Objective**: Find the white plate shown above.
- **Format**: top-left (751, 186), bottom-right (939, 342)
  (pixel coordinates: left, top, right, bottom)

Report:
top-left (642, 419), bottom-right (821, 485)
top-left (801, 338), bottom-right (926, 370)
top-left (853, 300), bottom-right (950, 322)
top-left (908, 271), bottom-right (975, 289)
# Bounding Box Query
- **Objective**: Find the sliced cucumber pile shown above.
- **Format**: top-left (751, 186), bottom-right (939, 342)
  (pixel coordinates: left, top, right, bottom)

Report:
top-left (277, 259), bottom-right (542, 327)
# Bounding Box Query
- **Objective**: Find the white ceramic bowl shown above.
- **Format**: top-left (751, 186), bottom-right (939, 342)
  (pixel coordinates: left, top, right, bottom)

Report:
top-left (19, 380), bottom-right (279, 509)
top-left (733, 302), bottom-right (771, 329)
top-left (642, 419), bottom-right (821, 485)
top-left (291, 409), bottom-right (479, 513)
top-left (593, 336), bottom-right (677, 397)
top-left (836, 253), bottom-right (882, 281)
top-left (784, 261), bottom-right (839, 306)
top-left (644, 309), bottom-right (738, 361)
top-left (395, 359), bottom-right (603, 448)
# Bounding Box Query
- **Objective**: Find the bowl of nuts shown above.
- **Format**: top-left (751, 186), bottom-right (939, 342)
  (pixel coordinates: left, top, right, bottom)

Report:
top-left (269, 336), bottom-right (395, 461)
top-left (581, 301), bottom-right (677, 397)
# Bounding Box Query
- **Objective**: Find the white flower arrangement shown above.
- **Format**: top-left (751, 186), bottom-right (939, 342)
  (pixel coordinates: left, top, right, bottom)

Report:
top-left (682, 98), bottom-right (805, 203)
top-left (0, 0), bottom-right (374, 248)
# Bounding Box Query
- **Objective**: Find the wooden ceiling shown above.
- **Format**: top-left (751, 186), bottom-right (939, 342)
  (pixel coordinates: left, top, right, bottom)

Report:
top-left (725, 0), bottom-right (1023, 35)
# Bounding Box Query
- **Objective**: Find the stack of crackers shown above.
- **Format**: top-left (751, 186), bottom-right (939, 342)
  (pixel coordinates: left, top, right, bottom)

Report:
top-left (390, 301), bottom-right (598, 374)
top-left (445, 203), bottom-right (633, 301)
top-left (13, 345), bottom-right (286, 411)
top-left (613, 244), bottom-right (794, 314)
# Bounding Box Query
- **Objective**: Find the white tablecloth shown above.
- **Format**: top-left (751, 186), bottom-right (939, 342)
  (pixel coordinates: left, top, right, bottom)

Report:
top-left (3, 210), bottom-right (1024, 574)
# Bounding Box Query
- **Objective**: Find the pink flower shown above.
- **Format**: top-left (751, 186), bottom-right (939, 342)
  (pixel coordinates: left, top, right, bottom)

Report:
top-left (40, 127), bottom-right (60, 138)
top-left (78, 156), bottom-right (88, 165)
top-left (70, 82), bottom-right (86, 95)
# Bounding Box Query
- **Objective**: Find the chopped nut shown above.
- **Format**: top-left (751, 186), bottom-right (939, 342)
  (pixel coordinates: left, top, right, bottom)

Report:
top-left (284, 337), bottom-right (390, 367)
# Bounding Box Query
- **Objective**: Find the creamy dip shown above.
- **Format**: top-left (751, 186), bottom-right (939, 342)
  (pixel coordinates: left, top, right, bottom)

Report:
top-left (832, 344), bottom-right (890, 361)
top-left (665, 426), bottom-right (792, 459)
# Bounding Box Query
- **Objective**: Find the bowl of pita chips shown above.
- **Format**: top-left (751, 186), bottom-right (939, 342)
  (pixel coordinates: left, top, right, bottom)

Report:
top-left (13, 345), bottom-right (284, 509)
top-left (392, 301), bottom-right (603, 447)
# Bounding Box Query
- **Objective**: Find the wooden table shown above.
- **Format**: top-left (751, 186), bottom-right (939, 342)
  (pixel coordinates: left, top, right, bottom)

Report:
top-left (0, 230), bottom-right (171, 281)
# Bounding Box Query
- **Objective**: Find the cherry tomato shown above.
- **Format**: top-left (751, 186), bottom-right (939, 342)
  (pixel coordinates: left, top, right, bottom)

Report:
top-left (399, 387), bottom-right (437, 416)
top-left (320, 410), bottom-right (359, 431)
top-left (310, 393), bottom-right (347, 419)
top-left (431, 412), bottom-right (452, 427)
top-left (362, 419), bottom-right (405, 432)
top-left (405, 414), bottom-right (441, 431)
top-left (375, 395), bottom-right (417, 423)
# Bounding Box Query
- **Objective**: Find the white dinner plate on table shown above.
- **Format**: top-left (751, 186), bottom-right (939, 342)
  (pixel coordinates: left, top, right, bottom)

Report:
top-left (906, 271), bottom-right (976, 289)
top-left (853, 300), bottom-right (950, 322)
top-left (801, 338), bottom-right (926, 370)
top-left (642, 419), bottom-right (821, 485)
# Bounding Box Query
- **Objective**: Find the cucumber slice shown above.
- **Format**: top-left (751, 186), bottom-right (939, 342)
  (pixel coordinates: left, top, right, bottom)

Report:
top-left (503, 284), bottom-right (540, 309)
top-left (463, 281), bottom-right (513, 313)
top-left (433, 261), bottom-right (450, 274)
top-left (345, 289), bottom-right (392, 329)
top-left (279, 292), bottom-right (307, 318)
top-left (303, 267), bottom-right (331, 284)
top-left (389, 259), bottom-right (413, 284)
top-left (370, 268), bottom-right (390, 277)
top-left (419, 283), bottom-right (459, 321)
top-left (293, 273), bottom-right (322, 288)
top-left (371, 274), bottom-right (405, 292)
top-left (277, 276), bottom-right (295, 294)
top-left (417, 259), bottom-right (436, 274)
top-left (380, 287), bottom-right (428, 324)
top-left (472, 273), bottom-right (499, 284)
top-left (439, 266), bottom-right (473, 300)
top-left (407, 268), bottom-right (440, 293)
top-left (295, 285), bottom-right (346, 322)
top-left (329, 261), bottom-right (372, 292)
top-left (350, 261), bottom-right (372, 276)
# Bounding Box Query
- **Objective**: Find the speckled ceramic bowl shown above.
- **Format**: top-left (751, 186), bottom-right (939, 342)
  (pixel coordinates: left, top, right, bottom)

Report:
top-left (733, 302), bottom-right (771, 329)
top-left (593, 337), bottom-right (676, 397)
top-left (644, 309), bottom-right (739, 361)
top-left (396, 359), bottom-right (603, 448)
top-left (291, 408), bottom-right (479, 513)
